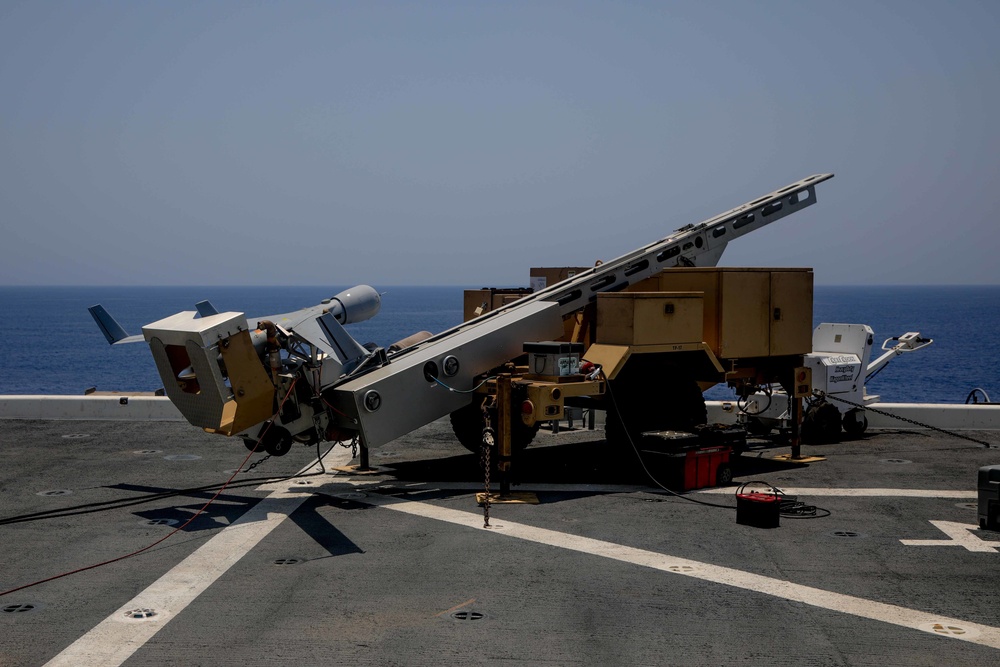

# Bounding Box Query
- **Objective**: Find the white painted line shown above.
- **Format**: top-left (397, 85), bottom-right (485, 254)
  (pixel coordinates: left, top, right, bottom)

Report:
top-left (348, 481), bottom-right (977, 499)
top-left (354, 481), bottom-right (654, 494)
top-left (901, 521), bottom-right (1000, 553)
top-left (43, 448), bottom-right (353, 667)
top-left (0, 395), bottom-right (183, 421)
top-left (697, 487), bottom-right (976, 498)
top-left (366, 494), bottom-right (1000, 650)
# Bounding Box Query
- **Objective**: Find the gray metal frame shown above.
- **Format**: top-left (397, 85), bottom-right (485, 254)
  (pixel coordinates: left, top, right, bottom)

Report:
top-left (330, 174), bottom-right (834, 448)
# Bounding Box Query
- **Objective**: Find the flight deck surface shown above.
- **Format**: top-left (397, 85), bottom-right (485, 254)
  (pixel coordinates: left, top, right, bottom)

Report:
top-left (1, 417), bottom-right (998, 666)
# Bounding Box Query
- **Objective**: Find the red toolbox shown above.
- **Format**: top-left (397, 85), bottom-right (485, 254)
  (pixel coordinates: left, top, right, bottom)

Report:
top-left (682, 445), bottom-right (731, 491)
top-left (639, 430), bottom-right (733, 491)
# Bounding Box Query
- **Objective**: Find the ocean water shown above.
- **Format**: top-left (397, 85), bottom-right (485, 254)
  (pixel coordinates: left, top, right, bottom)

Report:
top-left (0, 285), bottom-right (997, 404)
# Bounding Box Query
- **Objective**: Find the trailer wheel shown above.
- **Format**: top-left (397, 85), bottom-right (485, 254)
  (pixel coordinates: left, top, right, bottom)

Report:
top-left (449, 402), bottom-right (538, 454)
top-left (265, 437), bottom-right (293, 457)
top-left (604, 409), bottom-right (627, 446)
top-left (252, 421), bottom-right (293, 457)
top-left (605, 374), bottom-right (707, 446)
top-left (716, 462), bottom-right (733, 486)
top-left (842, 409), bottom-right (868, 437)
top-left (745, 417), bottom-right (772, 437)
top-left (803, 401), bottom-right (841, 444)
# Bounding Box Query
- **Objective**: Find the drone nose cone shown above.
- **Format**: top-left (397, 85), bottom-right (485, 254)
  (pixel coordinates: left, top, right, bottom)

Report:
top-left (329, 285), bottom-right (381, 324)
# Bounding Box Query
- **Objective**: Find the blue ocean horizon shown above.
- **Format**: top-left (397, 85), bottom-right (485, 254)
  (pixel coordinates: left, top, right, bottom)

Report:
top-left (0, 285), bottom-right (997, 404)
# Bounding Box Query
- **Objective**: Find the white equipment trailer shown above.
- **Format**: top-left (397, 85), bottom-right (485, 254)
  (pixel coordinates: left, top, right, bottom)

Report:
top-left (738, 323), bottom-right (933, 441)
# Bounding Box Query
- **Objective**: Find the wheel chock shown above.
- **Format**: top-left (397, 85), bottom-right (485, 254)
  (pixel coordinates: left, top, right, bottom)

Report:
top-left (476, 492), bottom-right (540, 505)
top-left (771, 454), bottom-right (827, 463)
top-left (331, 464), bottom-right (384, 475)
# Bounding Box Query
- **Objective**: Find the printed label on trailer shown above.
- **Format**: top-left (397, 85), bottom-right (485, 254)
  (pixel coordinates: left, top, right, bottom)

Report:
top-left (821, 354), bottom-right (861, 392)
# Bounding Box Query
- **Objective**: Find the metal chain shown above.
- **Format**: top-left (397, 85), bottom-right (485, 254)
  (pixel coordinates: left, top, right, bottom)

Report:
top-left (481, 403), bottom-right (493, 528)
top-left (822, 393), bottom-right (992, 449)
top-left (243, 453), bottom-right (272, 472)
top-left (339, 435), bottom-right (359, 460)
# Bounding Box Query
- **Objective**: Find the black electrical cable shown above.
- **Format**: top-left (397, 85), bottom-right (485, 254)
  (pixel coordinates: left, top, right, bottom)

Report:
top-left (736, 481), bottom-right (832, 520)
top-left (0, 444), bottom-right (344, 528)
top-left (0, 379), bottom-right (345, 598)
top-left (432, 375), bottom-right (495, 394)
top-left (602, 372), bottom-right (736, 511)
top-left (599, 367), bottom-right (832, 518)
top-left (777, 495), bottom-right (831, 519)
top-left (737, 384), bottom-right (773, 416)
top-left (0, 441), bottom-right (342, 597)
top-left (0, 475), bottom-right (300, 527)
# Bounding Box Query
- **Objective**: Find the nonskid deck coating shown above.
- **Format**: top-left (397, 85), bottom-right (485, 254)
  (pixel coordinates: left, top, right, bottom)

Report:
top-left (1, 417), bottom-right (998, 666)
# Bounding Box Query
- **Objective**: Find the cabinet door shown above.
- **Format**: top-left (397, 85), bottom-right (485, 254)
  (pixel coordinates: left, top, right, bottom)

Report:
top-left (770, 270), bottom-right (813, 356)
top-left (657, 270), bottom-right (719, 353)
top-left (719, 271), bottom-right (770, 358)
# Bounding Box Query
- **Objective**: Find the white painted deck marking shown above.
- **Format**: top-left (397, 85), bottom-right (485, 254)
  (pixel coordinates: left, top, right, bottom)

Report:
top-left (901, 521), bottom-right (1000, 552)
top-left (365, 494), bottom-right (1000, 650)
top-left (43, 448), bottom-right (352, 667)
top-left (344, 481), bottom-right (977, 499)
top-left (697, 487), bottom-right (976, 498)
top-left (43, 474), bottom-right (994, 664)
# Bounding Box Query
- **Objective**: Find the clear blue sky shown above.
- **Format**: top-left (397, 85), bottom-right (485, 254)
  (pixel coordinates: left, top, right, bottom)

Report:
top-left (2, 1), bottom-right (998, 286)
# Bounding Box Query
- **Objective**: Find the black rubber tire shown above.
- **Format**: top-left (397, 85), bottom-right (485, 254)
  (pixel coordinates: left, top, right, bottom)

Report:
top-left (450, 401), bottom-right (539, 454)
top-left (803, 401), bottom-right (842, 444)
top-left (604, 407), bottom-right (628, 448)
top-left (842, 409), bottom-right (868, 437)
top-left (746, 417), bottom-right (772, 437)
top-left (716, 462), bottom-right (734, 486)
top-left (265, 437), bottom-right (293, 457)
top-left (605, 369), bottom-right (707, 447)
top-left (255, 421), bottom-right (292, 457)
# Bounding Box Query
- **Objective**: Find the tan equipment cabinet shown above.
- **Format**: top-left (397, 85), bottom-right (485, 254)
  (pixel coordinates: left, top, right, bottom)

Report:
top-left (630, 267), bottom-right (813, 358)
top-left (596, 292), bottom-right (704, 346)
